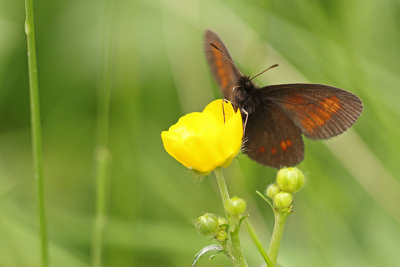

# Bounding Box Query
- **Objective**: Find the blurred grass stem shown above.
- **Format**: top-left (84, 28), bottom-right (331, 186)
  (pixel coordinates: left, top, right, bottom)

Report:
top-left (24, 0), bottom-right (48, 266)
top-left (92, 148), bottom-right (111, 267)
top-left (214, 168), bottom-right (248, 267)
top-left (92, 0), bottom-right (115, 266)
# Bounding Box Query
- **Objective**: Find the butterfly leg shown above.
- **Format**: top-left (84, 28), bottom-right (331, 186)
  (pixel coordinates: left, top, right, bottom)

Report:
top-left (241, 108), bottom-right (249, 135)
top-left (222, 98), bottom-right (235, 123)
top-left (222, 98), bottom-right (238, 124)
top-left (221, 99), bottom-right (226, 124)
top-left (222, 98), bottom-right (232, 104)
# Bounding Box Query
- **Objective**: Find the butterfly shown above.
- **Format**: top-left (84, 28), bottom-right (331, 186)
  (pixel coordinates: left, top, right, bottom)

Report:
top-left (204, 29), bottom-right (363, 168)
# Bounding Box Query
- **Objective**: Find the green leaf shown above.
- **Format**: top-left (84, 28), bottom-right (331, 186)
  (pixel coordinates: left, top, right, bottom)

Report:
top-left (256, 190), bottom-right (274, 210)
top-left (219, 223), bottom-right (229, 230)
top-left (238, 214), bottom-right (249, 228)
top-left (208, 249), bottom-right (227, 260)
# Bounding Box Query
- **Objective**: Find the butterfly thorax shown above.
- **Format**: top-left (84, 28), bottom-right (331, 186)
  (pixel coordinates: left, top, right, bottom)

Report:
top-left (233, 76), bottom-right (260, 114)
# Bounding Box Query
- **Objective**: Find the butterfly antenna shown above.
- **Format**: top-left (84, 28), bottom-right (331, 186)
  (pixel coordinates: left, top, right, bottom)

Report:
top-left (210, 43), bottom-right (243, 76)
top-left (250, 64), bottom-right (279, 81)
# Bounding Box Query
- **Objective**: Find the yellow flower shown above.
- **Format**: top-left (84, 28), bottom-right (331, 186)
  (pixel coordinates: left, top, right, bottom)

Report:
top-left (161, 99), bottom-right (243, 175)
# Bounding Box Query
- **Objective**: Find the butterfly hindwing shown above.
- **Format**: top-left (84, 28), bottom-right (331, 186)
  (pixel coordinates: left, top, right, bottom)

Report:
top-left (260, 84), bottom-right (363, 140)
top-left (204, 30), bottom-right (241, 100)
top-left (244, 100), bottom-right (304, 168)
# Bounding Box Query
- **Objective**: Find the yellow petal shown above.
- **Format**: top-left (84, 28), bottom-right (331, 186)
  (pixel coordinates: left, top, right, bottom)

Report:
top-left (203, 99), bottom-right (238, 124)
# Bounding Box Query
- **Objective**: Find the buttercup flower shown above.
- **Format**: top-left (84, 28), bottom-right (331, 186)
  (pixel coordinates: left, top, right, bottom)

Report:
top-left (161, 99), bottom-right (243, 175)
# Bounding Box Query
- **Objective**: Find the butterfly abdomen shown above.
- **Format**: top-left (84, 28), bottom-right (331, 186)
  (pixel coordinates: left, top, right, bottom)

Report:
top-left (234, 76), bottom-right (261, 114)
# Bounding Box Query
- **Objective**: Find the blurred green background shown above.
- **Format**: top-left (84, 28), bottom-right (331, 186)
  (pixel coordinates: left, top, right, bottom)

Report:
top-left (1, 0), bottom-right (400, 266)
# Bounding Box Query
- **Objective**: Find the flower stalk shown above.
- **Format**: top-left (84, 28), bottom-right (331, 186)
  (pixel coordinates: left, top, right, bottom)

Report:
top-left (267, 210), bottom-right (290, 266)
top-left (214, 168), bottom-right (230, 213)
top-left (264, 167), bottom-right (305, 266)
top-left (24, 0), bottom-right (48, 266)
top-left (214, 168), bottom-right (247, 267)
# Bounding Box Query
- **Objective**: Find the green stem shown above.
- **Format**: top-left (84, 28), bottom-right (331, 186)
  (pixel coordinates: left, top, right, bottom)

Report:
top-left (244, 219), bottom-right (273, 267)
top-left (229, 228), bottom-right (248, 267)
top-left (24, 1), bottom-right (48, 266)
top-left (267, 211), bottom-right (289, 266)
top-left (214, 168), bottom-right (247, 267)
top-left (92, 0), bottom-right (115, 266)
top-left (214, 168), bottom-right (230, 213)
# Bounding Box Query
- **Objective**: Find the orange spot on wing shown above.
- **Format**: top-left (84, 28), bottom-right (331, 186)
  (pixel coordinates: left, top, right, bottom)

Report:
top-left (212, 45), bottom-right (229, 89)
top-left (271, 147), bottom-right (277, 155)
top-left (280, 140), bottom-right (287, 151)
top-left (259, 146), bottom-right (265, 153)
top-left (285, 94), bottom-right (305, 105)
top-left (284, 94), bottom-right (342, 133)
top-left (286, 139), bottom-right (292, 146)
top-left (322, 96), bottom-right (341, 113)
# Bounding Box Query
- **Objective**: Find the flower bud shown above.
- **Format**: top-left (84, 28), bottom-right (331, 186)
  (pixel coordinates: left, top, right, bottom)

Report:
top-left (217, 217), bottom-right (228, 227)
top-left (215, 229), bottom-right (228, 242)
top-left (266, 183), bottom-right (280, 199)
top-left (276, 167), bottom-right (305, 193)
top-left (224, 197), bottom-right (246, 216)
top-left (194, 213), bottom-right (219, 236)
top-left (273, 192), bottom-right (293, 210)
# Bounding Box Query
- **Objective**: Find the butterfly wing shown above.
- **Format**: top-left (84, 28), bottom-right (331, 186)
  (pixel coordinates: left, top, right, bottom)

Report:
top-left (244, 100), bottom-right (304, 168)
top-left (260, 84), bottom-right (363, 139)
top-left (204, 30), bottom-right (242, 100)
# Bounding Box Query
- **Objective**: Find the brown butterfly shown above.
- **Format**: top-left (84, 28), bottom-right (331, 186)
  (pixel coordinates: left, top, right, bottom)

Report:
top-left (204, 29), bottom-right (363, 168)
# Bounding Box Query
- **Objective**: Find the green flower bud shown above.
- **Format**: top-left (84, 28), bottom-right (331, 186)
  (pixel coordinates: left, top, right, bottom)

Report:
top-left (217, 217), bottom-right (227, 227)
top-left (276, 167), bottom-right (305, 193)
top-left (266, 183), bottom-right (280, 199)
top-left (273, 192), bottom-right (293, 210)
top-left (224, 197), bottom-right (246, 216)
top-left (215, 229), bottom-right (228, 242)
top-left (195, 213), bottom-right (219, 236)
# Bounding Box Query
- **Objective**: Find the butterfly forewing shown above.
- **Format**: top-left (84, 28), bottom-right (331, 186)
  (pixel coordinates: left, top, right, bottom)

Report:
top-left (204, 30), bottom-right (241, 100)
top-left (261, 84), bottom-right (363, 139)
top-left (244, 101), bottom-right (304, 168)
